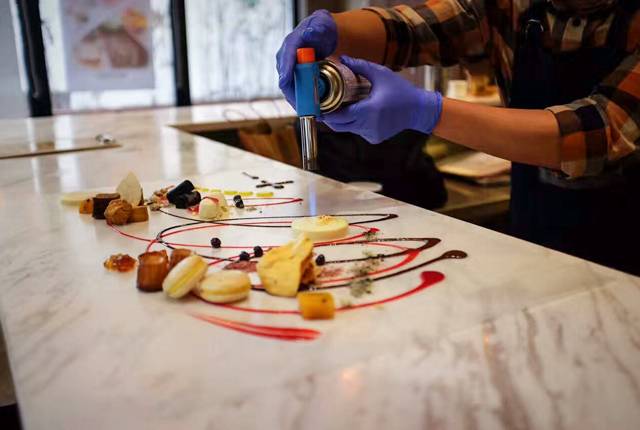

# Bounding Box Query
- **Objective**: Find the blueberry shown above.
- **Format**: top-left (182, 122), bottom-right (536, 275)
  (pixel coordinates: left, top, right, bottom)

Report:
top-left (233, 194), bottom-right (242, 202)
top-left (315, 254), bottom-right (326, 266)
top-left (210, 237), bottom-right (221, 248)
top-left (253, 246), bottom-right (263, 257)
top-left (239, 251), bottom-right (251, 261)
top-left (235, 200), bottom-right (245, 209)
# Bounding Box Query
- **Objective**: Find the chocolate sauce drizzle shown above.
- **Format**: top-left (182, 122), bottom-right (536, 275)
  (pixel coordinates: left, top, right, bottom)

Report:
top-left (152, 213), bottom-right (468, 293)
top-left (322, 237), bottom-right (440, 264)
top-left (306, 250), bottom-right (468, 290)
top-left (157, 210), bottom-right (398, 227)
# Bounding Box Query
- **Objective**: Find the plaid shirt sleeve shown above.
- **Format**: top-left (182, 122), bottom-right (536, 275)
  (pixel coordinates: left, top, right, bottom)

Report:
top-left (546, 52), bottom-right (640, 178)
top-left (363, 0), bottom-right (489, 69)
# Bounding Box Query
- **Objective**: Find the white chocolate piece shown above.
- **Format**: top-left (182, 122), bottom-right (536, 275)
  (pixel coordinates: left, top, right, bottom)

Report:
top-left (194, 270), bottom-right (251, 303)
top-left (162, 255), bottom-right (208, 299)
top-left (116, 172), bottom-right (143, 206)
top-left (199, 197), bottom-right (221, 220)
top-left (291, 215), bottom-right (349, 241)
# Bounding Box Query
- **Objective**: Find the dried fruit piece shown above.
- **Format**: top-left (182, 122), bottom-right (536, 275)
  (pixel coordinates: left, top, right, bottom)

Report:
top-left (105, 199), bottom-right (133, 225)
top-left (298, 292), bottom-right (335, 320)
top-left (79, 198), bottom-right (93, 214)
top-left (169, 248), bottom-right (192, 270)
top-left (103, 253), bottom-right (137, 272)
top-left (137, 251), bottom-right (169, 292)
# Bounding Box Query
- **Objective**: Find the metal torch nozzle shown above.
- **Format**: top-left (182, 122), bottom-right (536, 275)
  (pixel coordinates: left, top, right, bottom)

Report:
top-left (299, 115), bottom-right (318, 171)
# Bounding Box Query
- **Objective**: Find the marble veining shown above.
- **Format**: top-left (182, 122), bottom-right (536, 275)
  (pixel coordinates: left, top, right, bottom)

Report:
top-left (0, 100), bottom-right (639, 429)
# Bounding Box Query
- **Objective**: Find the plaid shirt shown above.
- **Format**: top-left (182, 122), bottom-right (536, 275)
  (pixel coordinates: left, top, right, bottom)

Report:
top-left (364, 0), bottom-right (640, 179)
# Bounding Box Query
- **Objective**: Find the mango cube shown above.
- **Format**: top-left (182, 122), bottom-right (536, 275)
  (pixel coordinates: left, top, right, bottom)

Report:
top-left (298, 292), bottom-right (335, 320)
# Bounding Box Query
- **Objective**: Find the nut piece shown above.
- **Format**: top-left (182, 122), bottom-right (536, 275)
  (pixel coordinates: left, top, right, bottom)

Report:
top-left (137, 251), bottom-right (169, 292)
top-left (104, 199), bottom-right (133, 225)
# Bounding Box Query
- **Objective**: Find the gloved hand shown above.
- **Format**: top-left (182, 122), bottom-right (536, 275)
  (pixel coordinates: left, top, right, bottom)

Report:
top-left (276, 10), bottom-right (337, 107)
top-left (322, 56), bottom-right (443, 144)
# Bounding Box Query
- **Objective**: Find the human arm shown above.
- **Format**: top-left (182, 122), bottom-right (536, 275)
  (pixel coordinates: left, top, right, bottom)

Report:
top-left (324, 53), bottom-right (640, 177)
top-left (434, 99), bottom-right (561, 170)
top-left (277, 1), bottom-right (487, 105)
top-left (322, 56), bottom-right (561, 168)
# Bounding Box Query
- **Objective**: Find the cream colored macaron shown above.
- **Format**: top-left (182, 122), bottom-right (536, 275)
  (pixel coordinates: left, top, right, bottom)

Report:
top-left (291, 215), bottom-right (349, 241)
top-left (162, 255), bottom-right (208, 299)
top-left (194, 270), bottom-right (251, 303)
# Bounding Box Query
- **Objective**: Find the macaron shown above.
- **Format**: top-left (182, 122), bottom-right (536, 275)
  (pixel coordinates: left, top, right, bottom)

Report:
top-left (194, 270), bottom-right (251, 303)
top-left (162, 255), bottom-right (208, 299)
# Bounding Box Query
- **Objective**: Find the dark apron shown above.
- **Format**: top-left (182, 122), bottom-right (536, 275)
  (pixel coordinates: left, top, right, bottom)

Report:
top-left (509, 0), bottom-right (640, 275)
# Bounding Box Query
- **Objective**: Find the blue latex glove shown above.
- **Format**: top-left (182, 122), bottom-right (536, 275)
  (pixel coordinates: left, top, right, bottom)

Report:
top-left (322, 56), bottom-right (443, 144)
top-left (276, 10), bottom-right (337, 107)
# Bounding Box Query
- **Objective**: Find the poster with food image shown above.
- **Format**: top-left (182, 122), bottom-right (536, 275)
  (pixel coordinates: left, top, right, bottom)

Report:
top-left (61, 0), bottom-right (154, 91)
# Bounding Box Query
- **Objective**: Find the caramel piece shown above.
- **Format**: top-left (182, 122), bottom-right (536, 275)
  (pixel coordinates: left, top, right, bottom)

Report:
top-left (103, 254), bottom-right (137, 272)
top-left (79, 198), bottom-right (93, 214)
top-left (128, 205), bottom-right (149, 223)
top-left (104, 199), bottom-right (133, 225)
top-left (92, 193), bottom-right (120, 219)
top-left (137, 251), bottom-right (169, 292)
top-left (169, 248), bottom-right (192, 270)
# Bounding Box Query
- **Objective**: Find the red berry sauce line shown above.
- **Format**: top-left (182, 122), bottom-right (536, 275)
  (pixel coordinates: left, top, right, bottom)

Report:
top-left (195, 270), bottom-right (447, 316)
top-left (191, 313), bottom-right (320, 341)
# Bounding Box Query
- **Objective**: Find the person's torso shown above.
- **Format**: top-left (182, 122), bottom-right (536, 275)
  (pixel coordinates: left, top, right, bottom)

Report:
top-left (485, 0), bottom-right (639, 104)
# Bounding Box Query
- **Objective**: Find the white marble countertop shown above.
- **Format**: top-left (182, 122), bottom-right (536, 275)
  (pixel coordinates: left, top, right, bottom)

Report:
top-left (0, 101), bottom-right (639, 430)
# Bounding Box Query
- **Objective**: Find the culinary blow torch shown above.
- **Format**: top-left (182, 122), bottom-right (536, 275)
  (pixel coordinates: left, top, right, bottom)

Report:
top-left (294, 48), bottom-right (372, 171)
top-left (294, 47), bottom-right (324, 171)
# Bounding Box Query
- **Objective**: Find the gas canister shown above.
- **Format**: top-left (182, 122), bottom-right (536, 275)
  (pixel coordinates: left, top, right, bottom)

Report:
top-left (318, 60), bottom-right (372, 113)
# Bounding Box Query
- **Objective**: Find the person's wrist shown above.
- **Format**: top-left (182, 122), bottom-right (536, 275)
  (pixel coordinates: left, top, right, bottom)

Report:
top-left (412, 90), bottom-right (442, 134)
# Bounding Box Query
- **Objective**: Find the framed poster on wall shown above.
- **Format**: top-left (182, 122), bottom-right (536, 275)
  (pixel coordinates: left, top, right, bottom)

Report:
top-left (61, 0), bottom-right (155, 91)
